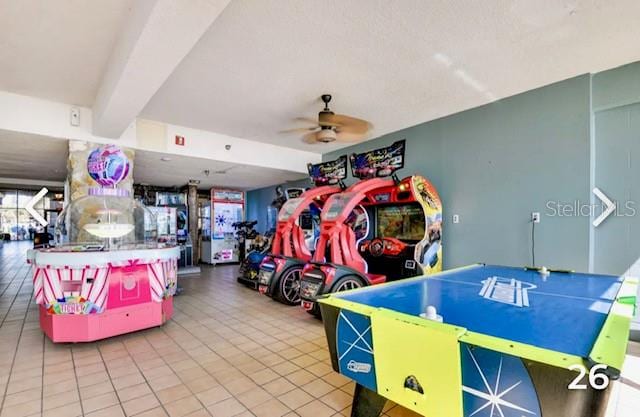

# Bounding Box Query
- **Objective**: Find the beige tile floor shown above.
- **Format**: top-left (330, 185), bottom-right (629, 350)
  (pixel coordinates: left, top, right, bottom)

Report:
top-left (0, 241), bottom-right (638, 417)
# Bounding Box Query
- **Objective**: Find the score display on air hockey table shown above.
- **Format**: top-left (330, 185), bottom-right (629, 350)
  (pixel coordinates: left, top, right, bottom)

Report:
top-left (318, 264), bottom-right (638, 417)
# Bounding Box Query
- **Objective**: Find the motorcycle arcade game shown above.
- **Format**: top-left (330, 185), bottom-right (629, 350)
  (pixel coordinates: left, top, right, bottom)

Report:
top-left (235, 220), bottom-right (262, 288)
top-left (299, 140), bottom-right (443, 316)
top-left (257, 156), bottom-right (348, 305)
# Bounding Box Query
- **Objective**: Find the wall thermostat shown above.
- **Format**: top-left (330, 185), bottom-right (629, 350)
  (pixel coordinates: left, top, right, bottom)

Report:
top-left (70, 107), bottom-right (80, 126)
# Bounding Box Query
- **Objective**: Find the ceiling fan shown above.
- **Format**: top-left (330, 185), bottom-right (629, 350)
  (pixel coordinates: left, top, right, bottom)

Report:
top-left (282, 94), bottom-right (372, 144)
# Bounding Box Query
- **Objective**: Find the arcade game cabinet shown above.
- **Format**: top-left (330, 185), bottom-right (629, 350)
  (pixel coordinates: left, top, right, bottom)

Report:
top-left (154, 192), bottom-right (191, 268)
top-left (299, 140), bottom-right (443, 316)
top-left (202, 189), bottom-right (244, 264)
top-left (257, 157), bottom-right (348, 303)
top-left (237, 187), bottom-right (303, 289)
top-left (236, 227), bottom-right (274, 289)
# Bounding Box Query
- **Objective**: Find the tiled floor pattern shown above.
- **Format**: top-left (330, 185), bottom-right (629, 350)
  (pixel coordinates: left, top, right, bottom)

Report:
top-left (0, 241), bottom-right (638, 417)
top-left (0, 242), bottom-right (409, 417)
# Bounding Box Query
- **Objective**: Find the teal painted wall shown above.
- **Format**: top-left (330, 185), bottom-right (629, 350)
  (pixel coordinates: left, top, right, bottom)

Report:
top-left (593, 61), bottom-right (640, 112)
top-left (591, 61), bottom-right (640, 335)
top-left (592, 62), bottom-right (640, 275)
top-left (443, 76), bottom-right (590, 270)
top-left (593, 103), bottom-right (640, 274)
top-left (246, 178), bottom-right (312, 233)
top-left (246, 186), bottom-right (277, 233)
top-left (324, 75), bottom-right (591, 271)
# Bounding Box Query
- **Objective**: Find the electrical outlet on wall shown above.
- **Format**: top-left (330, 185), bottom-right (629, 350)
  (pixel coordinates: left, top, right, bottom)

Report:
top-left (531, 212), bottom-right (541, 223)
top-left (452, 214), bottom-right (460, 224)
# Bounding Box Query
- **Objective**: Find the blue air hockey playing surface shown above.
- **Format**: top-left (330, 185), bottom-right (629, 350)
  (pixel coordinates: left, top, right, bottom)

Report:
top-left (318, 264), bottom-right (638, 417)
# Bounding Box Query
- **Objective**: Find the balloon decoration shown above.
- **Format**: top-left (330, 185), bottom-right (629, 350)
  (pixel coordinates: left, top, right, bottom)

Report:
top-left (87, 144), bottom-right (130, 187)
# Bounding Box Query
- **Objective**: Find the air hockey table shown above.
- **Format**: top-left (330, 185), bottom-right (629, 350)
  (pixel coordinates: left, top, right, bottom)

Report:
top-left (318, 264), bottom-right (637, 417)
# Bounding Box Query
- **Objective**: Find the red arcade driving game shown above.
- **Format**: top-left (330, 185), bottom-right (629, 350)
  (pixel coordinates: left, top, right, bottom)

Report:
top-left (299, 140), bottom-right (443, 316)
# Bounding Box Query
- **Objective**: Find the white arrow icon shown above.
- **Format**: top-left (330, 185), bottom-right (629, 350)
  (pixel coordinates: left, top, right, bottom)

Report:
top-left (593, 187), bottom-right (616, 227)
top-left (25, 188), bottom-right (49, 227)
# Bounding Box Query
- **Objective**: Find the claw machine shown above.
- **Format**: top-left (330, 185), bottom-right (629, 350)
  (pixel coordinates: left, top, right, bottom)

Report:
top-left (202, 189), bottom-right (244, 264)
top-left (147, 206), bottom-right (177, 245)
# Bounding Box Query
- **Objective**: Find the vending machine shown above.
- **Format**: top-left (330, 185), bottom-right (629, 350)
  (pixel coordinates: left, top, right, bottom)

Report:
top-left (202, 189), bottom-right (244, 264)
top-left (155, 192), bottom-right (188, 244)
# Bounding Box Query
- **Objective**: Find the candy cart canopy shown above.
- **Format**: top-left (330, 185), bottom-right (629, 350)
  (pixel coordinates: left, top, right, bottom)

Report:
top-left (28, 246), bottom-right (180, 268)
top-left (28, 247), bottom-right (180, 312)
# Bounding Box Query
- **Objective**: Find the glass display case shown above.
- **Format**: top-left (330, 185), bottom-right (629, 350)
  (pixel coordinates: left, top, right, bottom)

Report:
top-left (55, 188), bottom-right (159, 250)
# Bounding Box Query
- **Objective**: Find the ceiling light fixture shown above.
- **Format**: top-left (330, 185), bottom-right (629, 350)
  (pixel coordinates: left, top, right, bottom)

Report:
top-left (316, 128), bottom-right (337, 143)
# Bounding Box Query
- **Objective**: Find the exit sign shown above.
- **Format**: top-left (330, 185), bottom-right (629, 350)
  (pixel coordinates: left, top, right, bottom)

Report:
top-left (175, 135), bottom-right (185, 146)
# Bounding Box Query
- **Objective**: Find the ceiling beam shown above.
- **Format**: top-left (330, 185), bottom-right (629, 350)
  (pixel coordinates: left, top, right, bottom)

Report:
top-left (0, 177), bottom-right (65, 189)
top-left (0, 91), bottom-right (322, 174)
top-left (92, 0), bottom-right (230, 138)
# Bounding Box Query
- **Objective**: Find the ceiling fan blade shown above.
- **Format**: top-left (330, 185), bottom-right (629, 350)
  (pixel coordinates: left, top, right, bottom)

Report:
top-left (336, 131), bottom-right (366, 142)
top-left (302, 131), bottom-right (318, 144)
top-left (318, 121), bottom-right (341, 128)
top-left (294, 117), bottom-right (322, 125)
top-left (279, 126), bottom-right (319, 134)
top-left (296, 115), bottom-right (341, 128)
top-left (325, 113), bottom-right (371, 134)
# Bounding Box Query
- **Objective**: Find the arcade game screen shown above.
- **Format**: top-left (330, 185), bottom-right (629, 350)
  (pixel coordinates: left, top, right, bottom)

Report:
top-left (376, 204), bottom-right (425, 242)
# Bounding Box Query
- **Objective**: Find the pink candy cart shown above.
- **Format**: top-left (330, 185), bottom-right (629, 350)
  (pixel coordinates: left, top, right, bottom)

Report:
top-left (28, 144), bottom-right (182, 342)
top-left (28, 246), bottom-right (179, 342)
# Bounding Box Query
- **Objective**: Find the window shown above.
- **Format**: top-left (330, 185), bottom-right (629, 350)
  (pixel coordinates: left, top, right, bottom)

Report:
top-left (0, 190), bottom-right (17, 208)
top-left (0, 188), bottom-right (57, 240)
top-left (0, 208), bottom-right (18, 238)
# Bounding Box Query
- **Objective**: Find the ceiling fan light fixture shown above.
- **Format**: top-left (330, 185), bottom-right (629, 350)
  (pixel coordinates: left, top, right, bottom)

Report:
top-left (284, 94), bottom-right (370, 144)
top-left (316, 128), bottom-right (337, 143)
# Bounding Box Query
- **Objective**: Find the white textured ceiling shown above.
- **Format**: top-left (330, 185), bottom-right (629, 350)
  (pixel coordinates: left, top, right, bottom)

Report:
top-left (0, 131), bottom-right (305, 190)
top-left (2, 1), bottom-right (640, 155)
top-left (0, 0), bottom-right (133, 106)
top-left (134, 150), bottom-right (306, 190)
top-left (0, 130), bottom-right (68, 181)
top-left (141, 0), bottom-right (640, 152)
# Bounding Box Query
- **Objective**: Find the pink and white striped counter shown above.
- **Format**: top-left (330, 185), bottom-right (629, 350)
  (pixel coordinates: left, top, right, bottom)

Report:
top-left (27, 247), bottom-right (180, 342)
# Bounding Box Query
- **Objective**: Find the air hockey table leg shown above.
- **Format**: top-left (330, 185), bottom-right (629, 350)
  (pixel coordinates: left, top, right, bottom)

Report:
top-left (351, 383), bottom-right (386, 417)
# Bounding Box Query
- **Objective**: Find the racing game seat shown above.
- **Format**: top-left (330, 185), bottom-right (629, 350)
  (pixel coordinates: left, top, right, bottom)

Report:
top-left (293, 224), bottom-right (312, 259)
top-left (337, 226), bottom-right (387, 285)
